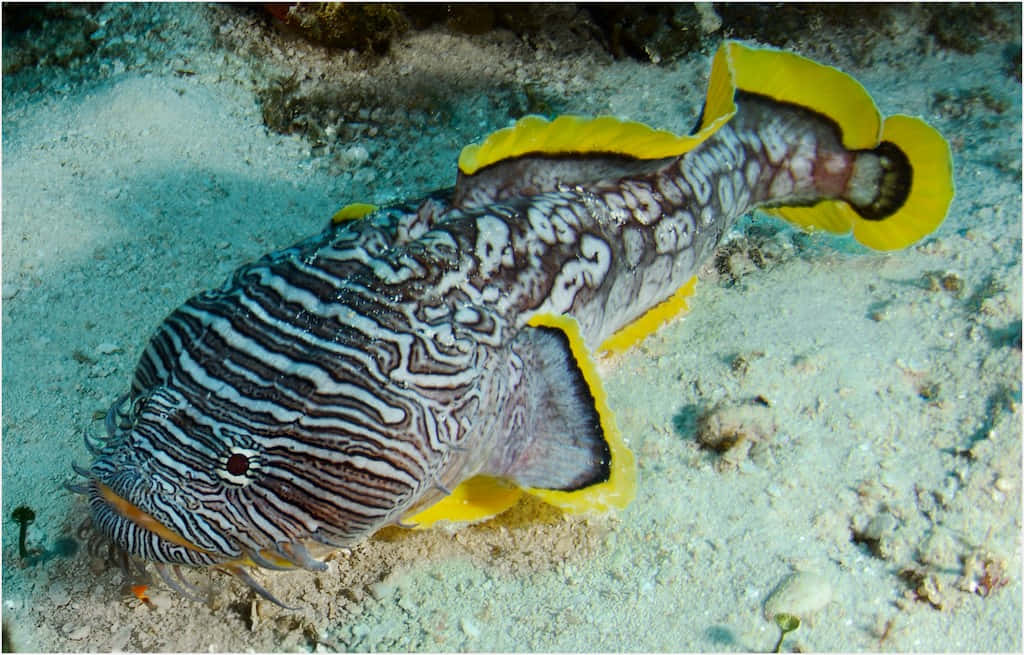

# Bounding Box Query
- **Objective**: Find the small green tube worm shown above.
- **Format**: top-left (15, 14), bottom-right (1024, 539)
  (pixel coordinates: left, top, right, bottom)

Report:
top-left (772, 613), bottom-right (800, 653)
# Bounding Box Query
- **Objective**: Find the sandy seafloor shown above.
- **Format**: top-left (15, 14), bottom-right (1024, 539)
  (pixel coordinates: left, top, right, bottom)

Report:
top-left (1, 3), bottom-right (1022, 652)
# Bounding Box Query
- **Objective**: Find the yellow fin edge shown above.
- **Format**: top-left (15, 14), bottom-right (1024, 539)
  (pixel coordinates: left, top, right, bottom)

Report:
top-left (404, 313), bottom-right (637, 528)
top-left (332, 202), bottom-right (378, 223)
top-left (852, 115), bottom-right (954, 250)
top-left (523, 313), bottom-right (636, 513)
top-left (599, 276), bottom-right (697, 355)
top-left (405, 476), bottom-right (524, 529)
top-left (723, 41), bottom-right (951, 250)
top-left (458, 74), bottom-right (738, 176)
top-left (719, 41), bottom-right (881, 149)
top-left (766, 115), bottom-right (954, 251)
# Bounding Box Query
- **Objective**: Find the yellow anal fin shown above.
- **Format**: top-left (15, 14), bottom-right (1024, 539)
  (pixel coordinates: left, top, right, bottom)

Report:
top-left (332, 202), bottom-right (378, 223)
top-left (523, 313), bottom-right (636, 513)
top-left (404, 476), bottom-right (523, 529)
top-left (599, 276), bottom-right (697, 355)
top-left (227, 549), bottom-right (300, 570)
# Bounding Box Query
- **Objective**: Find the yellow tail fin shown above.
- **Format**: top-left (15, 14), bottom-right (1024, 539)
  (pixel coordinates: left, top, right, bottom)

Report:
top-left (720, 41), bottom-right (953, 250)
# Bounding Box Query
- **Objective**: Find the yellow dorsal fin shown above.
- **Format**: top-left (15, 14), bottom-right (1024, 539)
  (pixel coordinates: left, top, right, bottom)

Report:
top-left (458, 78), bottom-right (739, 176)
top-left (599, 276), bottom-right (698, 355)
top-left (714, 41), bottom-right (882, 149)
top-left (458, 115), bottom-right (700, 175)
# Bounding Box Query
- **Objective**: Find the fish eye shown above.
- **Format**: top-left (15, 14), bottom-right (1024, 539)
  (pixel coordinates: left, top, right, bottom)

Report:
top-left (217, 446), bottom-right (261, 486)
top-left (226, 453), bottom-right (249, 476)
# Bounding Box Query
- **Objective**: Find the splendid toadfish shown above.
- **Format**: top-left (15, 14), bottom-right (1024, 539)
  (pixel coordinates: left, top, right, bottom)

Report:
top-left (70, 41), bottom-right (953, 606)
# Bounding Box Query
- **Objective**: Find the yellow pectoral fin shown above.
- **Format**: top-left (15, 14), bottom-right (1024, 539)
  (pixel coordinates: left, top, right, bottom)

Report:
top-left (409, 313), bottom-right (638, 528)
top-left (404, 476), bottom-right (524, 529)
top-left (523, 313), bottom-right (636, 514)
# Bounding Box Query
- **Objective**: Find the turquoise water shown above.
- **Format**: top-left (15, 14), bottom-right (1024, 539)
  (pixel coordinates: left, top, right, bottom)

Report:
top-left (2, 4), bottom-right (1021, 651)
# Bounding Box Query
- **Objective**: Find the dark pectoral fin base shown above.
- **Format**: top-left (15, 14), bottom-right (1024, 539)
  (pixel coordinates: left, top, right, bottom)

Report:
top-left (521, 313), bottom-right (636, 513)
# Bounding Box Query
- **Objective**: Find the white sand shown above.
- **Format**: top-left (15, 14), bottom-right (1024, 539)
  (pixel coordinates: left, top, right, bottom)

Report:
top-left (3, 4), bottom-right (1020, 651)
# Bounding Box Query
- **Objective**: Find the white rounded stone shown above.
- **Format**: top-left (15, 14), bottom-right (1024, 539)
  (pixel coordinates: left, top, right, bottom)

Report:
top-left (764, 571), bottom-right (833, 621)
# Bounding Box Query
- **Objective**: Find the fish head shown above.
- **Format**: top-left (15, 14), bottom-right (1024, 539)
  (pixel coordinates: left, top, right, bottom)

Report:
top-left (80, 384), bottom-right (340, 572)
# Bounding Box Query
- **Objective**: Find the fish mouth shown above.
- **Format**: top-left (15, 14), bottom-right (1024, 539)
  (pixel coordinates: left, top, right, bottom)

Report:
top-left (73, 393), bottom-right (225, 565)
top-left (69, 395), bottom-right (324, 607)
top-left (93, 480), bottom-right (218, 559)
top-left (88, 480), bottom-right (306, 608)
top-left (93, 479), bottom-right (327, 573)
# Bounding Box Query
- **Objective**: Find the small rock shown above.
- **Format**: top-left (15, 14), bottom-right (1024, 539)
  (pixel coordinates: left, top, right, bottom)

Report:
top-left (342, 145), bottom-right (369, 168)
top-left (96, 342), bottom-right (121, 355)
top-left (764, 571), bottom-right (832, 622)
top-left (460, 617), bottom-right (480, 639)
top-left (397, 594), bottom-right (416, 613)
top-left (108, 626), bottom-right (132, 652)
top-left (367, 581), bottom-right (393, 601)
top-left (863, 513), bottom-right (897, 542)
top-left (67, 625), bottom-right (91, 640)
top-left (88, 362), bottom-right (118, 378)
top-left (351, 623), bottom-right (370, 641)
top-left (696, 400), bottom-right (777, 470)
top-left (918, 530), bottom-right (960, 569)
top-left (899, 566), bottom-right (950, 610)
top-left (940, 272), bottom-right (963, 294)
top-left (854, 511), bottom-right (899, 559)
top-left (148, 590), bottom-right (172, 610)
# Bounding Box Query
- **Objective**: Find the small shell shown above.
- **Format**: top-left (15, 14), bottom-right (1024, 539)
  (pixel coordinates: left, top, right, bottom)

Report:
top-left (764, 571), bottom-right (832, 621)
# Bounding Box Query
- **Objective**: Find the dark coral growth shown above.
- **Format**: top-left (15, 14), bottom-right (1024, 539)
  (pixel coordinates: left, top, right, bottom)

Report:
top-left (587, 4), bottom-right (1021, 67)
top-left (268, 3), bottom-right (410, 54)
top-left (584, 4), bottom-right (710, 63)
top-left (925, 3), bottom-right (1016, 55)
top-left (1, 4), bottom-right (102, 75)
top-left (256, 4), bottom-right (1020, 70)
top-left (404, 3), bottom-right (496, 35)
top-left (717, 3), bottom-right (889, 48)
